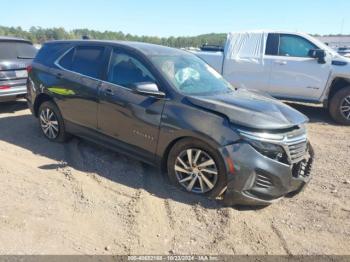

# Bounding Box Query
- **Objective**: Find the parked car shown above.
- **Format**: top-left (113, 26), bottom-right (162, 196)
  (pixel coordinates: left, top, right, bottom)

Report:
top-left (0, 37), bottom-right (37, 102)
top-left (27, 40), bottom-right (314, 206)
top-left (338, 47), bottom-right (350, 58)
top-left (191, 31), bottom-right (350, 125)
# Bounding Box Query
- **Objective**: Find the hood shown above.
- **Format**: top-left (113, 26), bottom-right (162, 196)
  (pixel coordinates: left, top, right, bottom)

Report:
top-left (187, 89), bottom-right (309, 130)
top-left (332, 53), bottom-right (350, 62)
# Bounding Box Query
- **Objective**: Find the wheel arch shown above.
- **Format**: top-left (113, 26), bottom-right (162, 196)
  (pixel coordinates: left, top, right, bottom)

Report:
top-left (159, 135), bottom-right (221, 174)
top-left (33, 93), bottom-right (55, 117)
top-left (327, 77), bottom-right (350, 107)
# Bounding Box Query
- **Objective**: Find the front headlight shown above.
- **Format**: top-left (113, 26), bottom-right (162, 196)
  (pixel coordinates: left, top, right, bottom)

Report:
top-left (243, 138), bottom-right (287, 162)
top-left (238, 130), bottom-right (288, 163)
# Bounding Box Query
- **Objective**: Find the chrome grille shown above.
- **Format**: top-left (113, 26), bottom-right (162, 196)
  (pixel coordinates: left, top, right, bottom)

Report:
top-left (285, 133), bottom-right (308, 164)
top-left (238, 125), bottom-right (309, 165)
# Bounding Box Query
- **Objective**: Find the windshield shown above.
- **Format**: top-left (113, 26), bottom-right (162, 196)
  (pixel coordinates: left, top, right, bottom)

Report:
top-left (0, 41), bottom-right (37, 60)
top-left (150, 53), bottom-right (234, 95)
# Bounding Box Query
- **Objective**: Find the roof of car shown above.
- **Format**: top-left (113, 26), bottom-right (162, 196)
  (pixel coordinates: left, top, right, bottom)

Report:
top-left (228, 30), bottom-right (312, 37)
top-left (0, 36), bottom-right (32, 42)
top-left (45, 39), bottom-right (189, 56)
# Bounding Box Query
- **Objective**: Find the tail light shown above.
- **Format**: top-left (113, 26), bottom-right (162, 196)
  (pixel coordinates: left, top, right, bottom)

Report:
top-left (0, 85), bottom-right (10, 90)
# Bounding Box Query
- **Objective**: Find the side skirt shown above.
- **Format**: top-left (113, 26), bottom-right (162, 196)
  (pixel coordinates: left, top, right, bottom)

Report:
top-left (65, 120), bottom-right (158, 167)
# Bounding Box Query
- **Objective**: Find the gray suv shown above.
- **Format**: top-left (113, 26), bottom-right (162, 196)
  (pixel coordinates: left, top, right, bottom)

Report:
top-left (27, 40), bottom-right (314, 205)
top-left (0, 37), bottom-right (37, 102)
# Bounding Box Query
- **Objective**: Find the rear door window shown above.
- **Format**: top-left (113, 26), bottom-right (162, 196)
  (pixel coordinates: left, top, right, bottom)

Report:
top-left (58, 45), bottom-right (106, 79)
top-left (0, 41), bottom-right (37, 60)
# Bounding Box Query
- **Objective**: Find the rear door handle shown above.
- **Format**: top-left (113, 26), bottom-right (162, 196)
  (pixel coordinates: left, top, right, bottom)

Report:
top-left (104, 88), bottom-right (114, 95)
top-left (56, 73), bottom-right (63, 79)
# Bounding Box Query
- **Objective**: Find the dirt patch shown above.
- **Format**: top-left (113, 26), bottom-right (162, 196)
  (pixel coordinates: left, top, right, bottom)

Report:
top-left (0, 101), bottom-right (349, 255)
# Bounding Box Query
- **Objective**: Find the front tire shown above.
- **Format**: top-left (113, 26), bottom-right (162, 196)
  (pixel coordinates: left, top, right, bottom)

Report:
top-left (329, 87), bottom-right (350, 125)
top-left (38, 101), bottom-right (69, 142)
top-left (167, 138), bottom-right (227, 198)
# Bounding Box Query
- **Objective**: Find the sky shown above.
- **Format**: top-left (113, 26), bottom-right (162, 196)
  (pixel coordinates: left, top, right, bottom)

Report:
top-left (1, 0), bottom-right (349, 37)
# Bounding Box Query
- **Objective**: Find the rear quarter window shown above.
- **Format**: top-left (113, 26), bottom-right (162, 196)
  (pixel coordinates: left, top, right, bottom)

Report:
top-left (34, 43), bottom-right (71, 67)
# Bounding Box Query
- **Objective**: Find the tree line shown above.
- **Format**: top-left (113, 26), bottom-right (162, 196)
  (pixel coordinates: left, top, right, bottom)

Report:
top-left (0, 25), bottom-right (227, 48)
top-left (1, 25), bottom-right (348, 48)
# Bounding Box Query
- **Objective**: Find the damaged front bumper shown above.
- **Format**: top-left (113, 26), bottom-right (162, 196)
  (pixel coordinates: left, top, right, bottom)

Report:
top-left (219, 142), bottom-right (314, 206)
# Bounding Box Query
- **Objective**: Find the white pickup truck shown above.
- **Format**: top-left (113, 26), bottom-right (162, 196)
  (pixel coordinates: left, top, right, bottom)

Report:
top-left (191, 30), bottom-right (350, 125)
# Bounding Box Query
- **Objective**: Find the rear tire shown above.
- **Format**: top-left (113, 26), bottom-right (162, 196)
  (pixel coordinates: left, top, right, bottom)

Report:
top-left (167, 138), bottom-right (227, 198)
top-left (38, 101), bottom-right (69, 142)
top-left (329, 86), bottom-right (350, 125)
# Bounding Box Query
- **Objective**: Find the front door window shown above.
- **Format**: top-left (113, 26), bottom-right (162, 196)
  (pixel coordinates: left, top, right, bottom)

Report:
top-left (278, 34), bottom-right (318, 57)
top-left (107, 50), bottom-right (155, 88)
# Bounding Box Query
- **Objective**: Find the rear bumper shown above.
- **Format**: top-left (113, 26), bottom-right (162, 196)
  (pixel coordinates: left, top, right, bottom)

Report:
top-left (0, 85), bottom-right (27, 102)
top-left (220, 142), bottom-right (314, 206)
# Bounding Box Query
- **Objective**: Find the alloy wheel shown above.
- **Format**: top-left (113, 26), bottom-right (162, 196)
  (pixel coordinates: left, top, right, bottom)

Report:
top-left (340, 95), bottom-right (350, 120)
top-left (174, 148), bottom-right (218, 194)
top-left (40, 108), bottom-right (59, 139)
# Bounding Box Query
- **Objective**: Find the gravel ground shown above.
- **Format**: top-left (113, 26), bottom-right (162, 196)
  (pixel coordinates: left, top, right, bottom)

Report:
top-left (0, 100), bottom-right (349, 255)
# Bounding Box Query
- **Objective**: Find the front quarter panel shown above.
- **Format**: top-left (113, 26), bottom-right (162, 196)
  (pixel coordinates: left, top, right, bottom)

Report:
top-left (156, 98), bottom-right (240, 158)
top-left (321, 61), bottom-right (350, 101)
top-left (329, 57), bottom-right (350, 79)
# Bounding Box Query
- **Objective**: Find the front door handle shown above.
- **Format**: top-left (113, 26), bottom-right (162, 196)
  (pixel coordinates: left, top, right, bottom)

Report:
top-left (274, 60), bottom-right (287, 65)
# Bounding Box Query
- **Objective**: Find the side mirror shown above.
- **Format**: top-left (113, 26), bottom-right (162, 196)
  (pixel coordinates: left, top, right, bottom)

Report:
top-left (308, 49), bottom-right (326, 64)
top-left (132, 82), bottom-right (166, 98)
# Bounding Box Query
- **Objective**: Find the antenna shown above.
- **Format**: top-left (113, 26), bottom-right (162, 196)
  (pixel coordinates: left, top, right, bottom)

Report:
top-left (340, 18), bottom-right (345, 34)
top-left (340, 18), bottom-right (345, 48)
